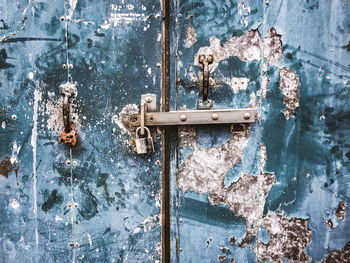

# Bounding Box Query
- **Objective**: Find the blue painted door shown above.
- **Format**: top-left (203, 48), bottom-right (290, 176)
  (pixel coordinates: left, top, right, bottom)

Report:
top-left (1, 1), bottom-right (162, 262)
top-left (2, 0), bottom-right (350, 262)
top-left (172, 0), bottom-right (350, 262)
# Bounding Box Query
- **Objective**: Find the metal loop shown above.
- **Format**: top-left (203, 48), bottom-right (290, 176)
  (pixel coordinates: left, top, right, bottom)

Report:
top-left (136, 126), bottom-right (150, 138)
top-left (199, 54), bottom-right (214, 102)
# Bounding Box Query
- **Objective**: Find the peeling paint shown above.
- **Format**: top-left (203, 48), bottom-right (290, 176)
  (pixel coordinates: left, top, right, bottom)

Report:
top-left (321, 241), bottom-right (350, 262)
top-left (257, 75), bottom-right (269, 98)
top-left (184, 25), bottom-right (197, 48)
top-left (194, 28), bottom-right (283, 72)
top-left (115, 104), bottom-right (139, 134)
top-left (178, 126), bottom-right (276, 247)
top-left (279, 67), bottom-right (300, 119)
top-left (230, 77), bottom-right (249, 93)
top-left (238, 0), bottom-right (251, 28)
top-left (335, 201), bottom-right (346, 220)
top-left (258, 212), bottom-right (312, 263)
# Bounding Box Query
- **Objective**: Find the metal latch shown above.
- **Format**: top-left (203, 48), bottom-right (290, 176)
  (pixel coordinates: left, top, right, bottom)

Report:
top-left (129, 94), bottom-right (257, 154)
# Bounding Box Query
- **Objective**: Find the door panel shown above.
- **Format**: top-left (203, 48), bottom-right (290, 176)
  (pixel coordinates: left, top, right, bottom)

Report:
top-left (0, 1), bottom-right (162, 262)
top-left (172, 0), bottom-right (350, 262)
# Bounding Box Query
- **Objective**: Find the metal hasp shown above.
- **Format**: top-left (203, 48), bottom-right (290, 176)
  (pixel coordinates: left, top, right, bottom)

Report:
top-left (129, 108), bottom-right (257, 127)
top-left (59, 82), bottom-right (78, 146)
top-left (198, 54), bottom-right (214, 102)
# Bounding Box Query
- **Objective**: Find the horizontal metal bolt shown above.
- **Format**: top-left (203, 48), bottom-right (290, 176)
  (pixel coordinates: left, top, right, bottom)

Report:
top-left (211, 113), bottom-right (219, 120)
top-left (179, 114), bottom-right (187, 121)
top-left (243, 112), bottom-right (251, 120)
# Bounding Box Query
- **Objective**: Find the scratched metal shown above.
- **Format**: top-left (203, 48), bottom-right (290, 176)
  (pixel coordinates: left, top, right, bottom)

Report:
top-left (173, 0), bottom-right (350, 262)
top-left (0, 0), bottom-right (162, 262)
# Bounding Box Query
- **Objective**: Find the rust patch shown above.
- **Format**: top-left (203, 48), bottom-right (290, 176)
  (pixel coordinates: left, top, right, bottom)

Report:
top-left (279, 67), bottom-right (300, 119)
top-left (258, 212), bottom-right (312, 263)
top-left (321, 241), bottom-right (350, 262)
top-left (60, 129), bottom-right (77, 146)
top-left (184, 25), bottom-right (197, 48)
top-left (0, 157), bottom-right (19, 185)
top-left (335, 200), bottom-right (346, 220)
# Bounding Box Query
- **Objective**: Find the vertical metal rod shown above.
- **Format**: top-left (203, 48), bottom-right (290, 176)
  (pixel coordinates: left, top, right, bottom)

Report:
top-left (140, 102), bottom-right (146, 136)
top-left (161, 0), bottom-right (171, 262)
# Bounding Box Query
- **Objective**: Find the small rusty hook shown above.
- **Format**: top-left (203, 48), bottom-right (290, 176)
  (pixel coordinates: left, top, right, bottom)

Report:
top-left (59, 83), bottom-right (78, 146)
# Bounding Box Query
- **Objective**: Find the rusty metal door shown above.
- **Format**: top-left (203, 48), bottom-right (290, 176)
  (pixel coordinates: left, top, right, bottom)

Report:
top-left (0, 1), bottom-right (163, 262)
top-left (171, 0), bottom-right (350, 262)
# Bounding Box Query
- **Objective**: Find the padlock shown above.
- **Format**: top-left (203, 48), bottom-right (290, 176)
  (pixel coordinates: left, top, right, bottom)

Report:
top-left (135, 127), bottom-right (154, 154)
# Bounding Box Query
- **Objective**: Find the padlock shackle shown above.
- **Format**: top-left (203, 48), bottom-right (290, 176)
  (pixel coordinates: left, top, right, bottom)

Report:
top-left (136, 126), bottom-right (151, 138)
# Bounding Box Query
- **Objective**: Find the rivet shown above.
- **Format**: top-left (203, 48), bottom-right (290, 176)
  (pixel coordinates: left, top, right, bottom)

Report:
top-left (66, 160), bottom-right (71, 166)
top-left (179, 114), bottom-right (187, 121)
top-left (145, 97), bottom-right (152, 103)
top-left (68, 64), bottom-right (73, 69)
top-left (62, 64), bottom-right (67, 69)
top-left (211, 113), bottom-right (219, 121)
top-left (243, 112), bottom-right (251, 120)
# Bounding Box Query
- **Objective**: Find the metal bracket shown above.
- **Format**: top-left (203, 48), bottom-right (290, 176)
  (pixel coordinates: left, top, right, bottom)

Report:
top-left (128, 94), bottom-right (257, 127)
top-left (140, 94), bottom-right (157, 141)
top-left (129, 108), bottom-right (256, 127)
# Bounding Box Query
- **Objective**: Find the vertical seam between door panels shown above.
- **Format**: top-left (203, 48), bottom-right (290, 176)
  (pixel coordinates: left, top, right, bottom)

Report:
top-left (161, 0), bottom-right (171, 262)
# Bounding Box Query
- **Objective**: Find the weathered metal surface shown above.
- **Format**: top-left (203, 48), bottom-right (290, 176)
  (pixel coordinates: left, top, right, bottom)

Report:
top-left (172, 0), bottom-right (350, 262)
top-left (0, 0), bottom-right (162, 262)
top-left (1, 0), bottom-right (350, 262)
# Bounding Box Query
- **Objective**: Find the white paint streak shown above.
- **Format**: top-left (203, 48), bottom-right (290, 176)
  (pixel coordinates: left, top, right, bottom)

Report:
top-left (31, 87), bottom-right (41, 247)
top-left (67, 0), bottom-right (78, 20)
top-left (87, 233), bottom-right (93, 248)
